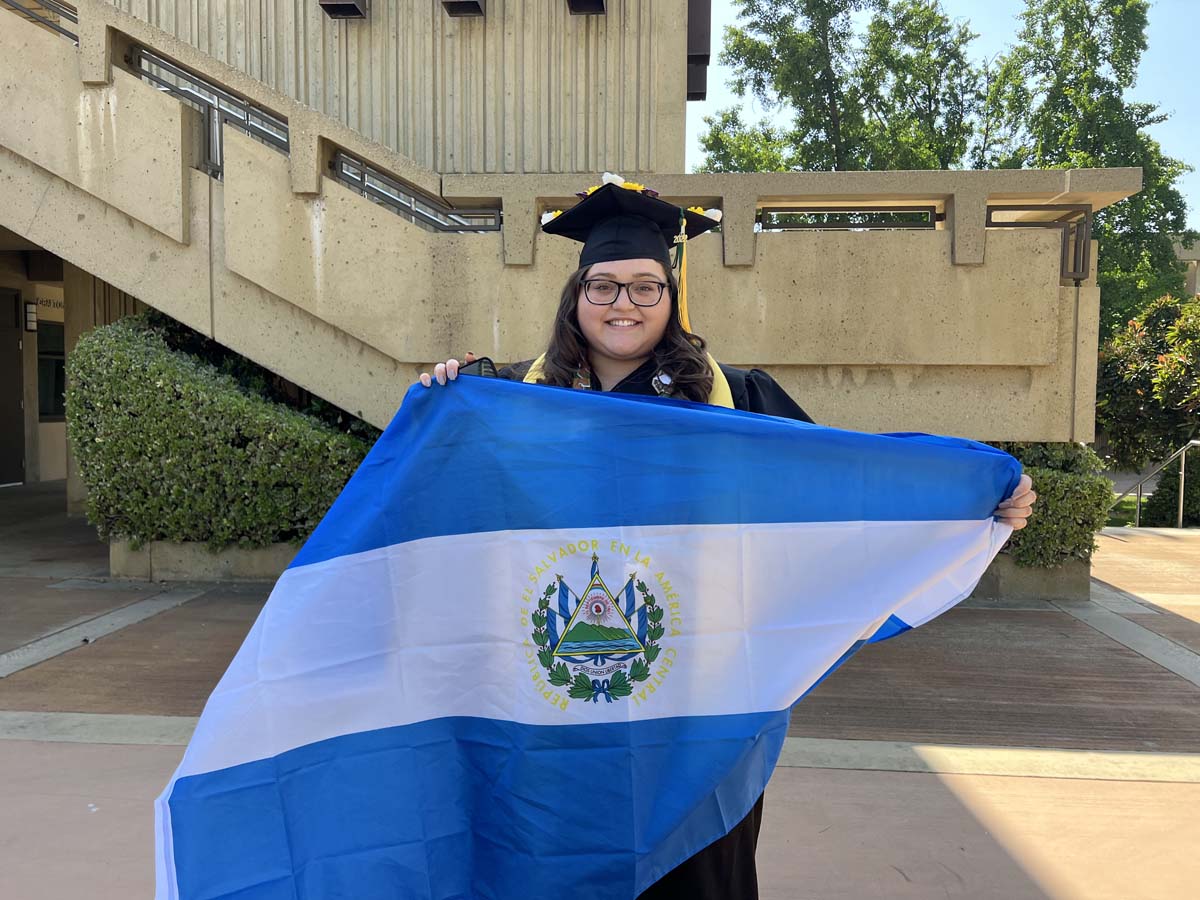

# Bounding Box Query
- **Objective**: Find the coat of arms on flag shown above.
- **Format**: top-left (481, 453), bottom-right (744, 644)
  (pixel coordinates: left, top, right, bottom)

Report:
top-left (155, 377), bottom-right (1020, 900)
top-left (527, 551), bottom-right (673, 705)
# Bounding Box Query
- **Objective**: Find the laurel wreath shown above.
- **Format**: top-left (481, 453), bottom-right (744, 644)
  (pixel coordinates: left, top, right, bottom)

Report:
top-left (530, 576), bottom-right (665, 703)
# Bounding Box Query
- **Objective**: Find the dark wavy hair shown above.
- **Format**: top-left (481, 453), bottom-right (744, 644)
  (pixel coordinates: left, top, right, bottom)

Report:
top-left (536, 264), bottom-right (715, 403)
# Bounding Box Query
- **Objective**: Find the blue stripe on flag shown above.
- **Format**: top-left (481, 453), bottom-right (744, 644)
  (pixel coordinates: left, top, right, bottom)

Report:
top-left (868, 613), bottom-right (913, 643)
top-left (167, 711), bottom-right (789, 900)
top-left (291, 379), bottom-right (1020, 569)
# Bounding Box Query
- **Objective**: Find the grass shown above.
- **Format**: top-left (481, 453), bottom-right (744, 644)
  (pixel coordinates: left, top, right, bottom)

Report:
top-left (1107, 493), bottom-right (1147, 527)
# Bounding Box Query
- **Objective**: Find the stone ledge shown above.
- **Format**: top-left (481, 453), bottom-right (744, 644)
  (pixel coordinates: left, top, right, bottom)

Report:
top-left (971, 553), bottom-right (1090, 604)
top-left (110, 539), bottom-right (295, 582)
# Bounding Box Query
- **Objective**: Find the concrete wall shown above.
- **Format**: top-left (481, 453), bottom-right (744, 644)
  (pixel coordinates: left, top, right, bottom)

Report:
top-left (106, 0), bottom-right (688, 175)
top-left (1177, 239), bottom-right (1199, 297)
top-left (0, 13), bottom-right (190, 243)
top-left (38, 423), bottom-right (67, 481)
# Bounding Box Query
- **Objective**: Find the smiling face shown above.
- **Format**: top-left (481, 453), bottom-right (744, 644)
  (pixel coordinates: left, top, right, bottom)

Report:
top-left (575, 257), bottom-right (673, 370)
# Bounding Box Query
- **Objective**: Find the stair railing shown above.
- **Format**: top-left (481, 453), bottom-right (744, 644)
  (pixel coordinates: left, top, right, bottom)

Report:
top-left (1111, 439), bottom-right (1200, 528)
top-left (126, 44), bottom-right (290, 179)
top-left (0, 0), bottom-right (77, 43)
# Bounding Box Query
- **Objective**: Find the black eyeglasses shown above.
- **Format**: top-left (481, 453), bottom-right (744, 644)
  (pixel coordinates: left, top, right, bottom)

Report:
top-left (581, 279), bottom-right (669, 307)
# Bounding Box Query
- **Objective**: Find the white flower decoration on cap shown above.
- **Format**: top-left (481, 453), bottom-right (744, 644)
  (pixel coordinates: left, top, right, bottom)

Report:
top-left (601, 172), bottom-right (625, 186)
top-left (540, 210), bottom-right (563, 225)
top-left (703, 208), bottom-right (723, 223)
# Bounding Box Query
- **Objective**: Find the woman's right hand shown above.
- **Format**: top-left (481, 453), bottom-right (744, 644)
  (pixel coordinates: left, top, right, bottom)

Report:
top-left (418, 352), bottom-right (476, 387)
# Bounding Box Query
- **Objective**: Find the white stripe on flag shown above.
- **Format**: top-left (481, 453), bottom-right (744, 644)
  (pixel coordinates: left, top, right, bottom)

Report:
top-left (173, 518), bottom-right (1008, 780)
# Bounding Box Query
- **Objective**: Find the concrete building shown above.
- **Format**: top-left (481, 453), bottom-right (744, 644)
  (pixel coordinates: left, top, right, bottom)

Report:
top-left (0, 0), bottom-right (1141, 503)
top-left (1177, 239), bottom-right (1199, 298)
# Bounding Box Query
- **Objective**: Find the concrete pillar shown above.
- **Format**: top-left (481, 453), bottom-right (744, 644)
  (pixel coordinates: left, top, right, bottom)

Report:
top-left (63, 263), bottom-right (97, 516)
top-left (21, 306), bottom-right (39, 483)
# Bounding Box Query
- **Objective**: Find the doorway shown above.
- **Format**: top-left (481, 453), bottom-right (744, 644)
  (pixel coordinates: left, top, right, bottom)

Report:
top-left (1, 290), bottom-right (25, 485)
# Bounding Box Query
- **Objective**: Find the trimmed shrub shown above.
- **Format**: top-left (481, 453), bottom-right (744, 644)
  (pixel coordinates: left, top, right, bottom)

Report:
top-left (989, 442), bottom-right (1113, 568)
top-left (1142, 448), bottom-right (1200, 526)
top-left (141, 308), bottom-right (382, 443)
top-left (66, 316), bottom-right (372, 549)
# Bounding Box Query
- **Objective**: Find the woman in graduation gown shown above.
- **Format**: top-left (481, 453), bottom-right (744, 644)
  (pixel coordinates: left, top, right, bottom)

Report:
top-left (419, 176), bottom-right (1037, 899)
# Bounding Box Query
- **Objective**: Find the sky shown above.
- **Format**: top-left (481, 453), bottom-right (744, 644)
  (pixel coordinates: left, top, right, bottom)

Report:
top-left (685, 0), bottom-right (1200, 228)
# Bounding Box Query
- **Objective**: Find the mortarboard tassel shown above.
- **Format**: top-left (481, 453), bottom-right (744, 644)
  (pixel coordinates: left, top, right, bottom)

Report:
top-left (675, 210), bottom-right (692, 334)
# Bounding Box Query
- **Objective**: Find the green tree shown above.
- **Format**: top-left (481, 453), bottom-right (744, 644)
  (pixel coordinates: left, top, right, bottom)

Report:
top-left (1097, 294), bottom-right (1200, 470)
top-left (697, 0), bottom-right (980, 173)
top-left (982, 0), bottom-right (1194, 339)
top-left (701, 0), bottom-right (869, 172)
top-left (697, 108), bottom-right (795, 173)
top-left (857, 0), bottom-right (979, 169)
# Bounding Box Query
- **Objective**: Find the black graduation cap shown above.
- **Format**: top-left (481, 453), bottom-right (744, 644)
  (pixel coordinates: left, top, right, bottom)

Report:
top-left (542, 183), bottom-right (720, 270)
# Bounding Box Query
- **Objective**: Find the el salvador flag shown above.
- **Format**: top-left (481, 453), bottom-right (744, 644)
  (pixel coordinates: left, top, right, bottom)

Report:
top-left (155, 376), bottom-right (1020, 900)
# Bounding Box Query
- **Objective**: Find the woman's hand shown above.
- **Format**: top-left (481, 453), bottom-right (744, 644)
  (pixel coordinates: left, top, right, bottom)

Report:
top-left (418, 353), bottom-right (475, 388)
top-left (993, 474), bottom-right (1037, 530)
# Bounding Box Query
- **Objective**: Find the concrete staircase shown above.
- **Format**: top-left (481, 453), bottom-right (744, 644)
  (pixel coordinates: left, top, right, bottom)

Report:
top-left (0, 0), bottom-right (1142, 438)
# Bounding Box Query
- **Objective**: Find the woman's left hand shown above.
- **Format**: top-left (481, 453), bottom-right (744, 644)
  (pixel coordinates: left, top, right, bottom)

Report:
top-left (993, 474), bottom-right (1037, 530)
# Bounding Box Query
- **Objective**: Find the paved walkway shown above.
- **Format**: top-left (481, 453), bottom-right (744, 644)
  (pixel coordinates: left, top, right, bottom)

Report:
top-left (2, 484), bottom-right (1199, 899)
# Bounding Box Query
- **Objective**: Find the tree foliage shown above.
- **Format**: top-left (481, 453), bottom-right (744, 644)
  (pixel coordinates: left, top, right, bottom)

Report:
top-left (1097, 294), bottom-right (1200, 470)
top-left (700, 0), bottom-right (979, 173)
top-left (698, 0), bottom-right (1194, 338)
top-left (982, 0), bottom-right (1194, 338)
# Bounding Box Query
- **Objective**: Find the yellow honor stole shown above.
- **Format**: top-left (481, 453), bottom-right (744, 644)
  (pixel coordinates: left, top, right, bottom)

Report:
top-left (523, 353), bottom-right (735, 409)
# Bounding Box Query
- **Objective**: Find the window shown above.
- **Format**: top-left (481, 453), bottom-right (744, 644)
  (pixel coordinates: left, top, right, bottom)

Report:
top-left (38, 321), bottom-right (65, 421)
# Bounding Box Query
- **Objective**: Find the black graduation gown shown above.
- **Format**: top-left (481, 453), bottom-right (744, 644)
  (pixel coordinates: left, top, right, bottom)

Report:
top-left (496, 358), bottom-right (814, 424)
top-left (490, 357), bottom-right (812, 900)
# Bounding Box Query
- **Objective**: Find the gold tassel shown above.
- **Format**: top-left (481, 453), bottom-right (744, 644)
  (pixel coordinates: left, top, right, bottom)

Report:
top-left (679, 237), bottom-right (691, 333)
top-left (675, 209), bottom-right (691, 333)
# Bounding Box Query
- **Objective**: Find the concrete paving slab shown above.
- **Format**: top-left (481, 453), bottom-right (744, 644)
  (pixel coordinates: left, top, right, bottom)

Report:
top-left (0, 710), bottom-right (197, 744)
top-left (1092, 527), bottom-right (1200, 599)
top-left (0, 584), bottom-right (209, 677)
top-left (776, 737), bottom-right (1200, 783)
top-left (1126, 612), bottom-right (1200, 655)
top-left (1053, 598), bottom-right (1200, 688)
top-left (7, 739), bottom-right (1193, 900)
top-left (0, 576), bottom-right (158, 654)
top-left (1089, 579), bottom-right (1160, 614)
top-left (0, 740), bottom-right (180, 900)
top-left (0, 481), bottom-right (108, 579)
top-left (1129, 595), bottom-right (1200, 624)
top-left (0, 586), bottom-right (268, 716)
top-left (790, 607), bottom-right (1200, 752)
top-left (759, 767), bottom-right (1200, 900)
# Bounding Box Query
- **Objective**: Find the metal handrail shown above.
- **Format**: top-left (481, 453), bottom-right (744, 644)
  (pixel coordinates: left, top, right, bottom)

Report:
top-left (1111, 439), bottom-right (1200, 528)
top-left (0, 0), bottom-right (78, 42)
top-left (330, 152), bottom-right (501, 234)
top-left (127, 45), bottom-right (290, 178)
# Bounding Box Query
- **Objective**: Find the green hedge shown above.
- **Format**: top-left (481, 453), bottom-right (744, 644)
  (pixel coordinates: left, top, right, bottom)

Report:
top-left (66, 316), bottom-right (372, 549)
top-left (1143, 448), bottom-right (1200, 526)
top-left (989, 442), bottom-right (1113, 568)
